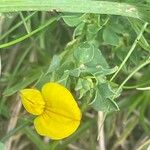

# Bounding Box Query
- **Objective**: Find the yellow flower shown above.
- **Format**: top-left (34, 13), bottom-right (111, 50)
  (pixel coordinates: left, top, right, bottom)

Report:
top-left (20, 82), bottom-right (81, 140)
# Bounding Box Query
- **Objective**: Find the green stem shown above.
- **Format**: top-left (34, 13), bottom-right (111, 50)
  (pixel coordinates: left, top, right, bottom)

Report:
top-left (0, 15), bottom-right (61, 49)
top-left (123, 79), bottom-right (150, 89)
top-left (117, 57), bottom-right (150, 95)
top-left (19, 12), bottom-right (30, 34)
top-left (110, 22), bottom-right (148, 81)
top-left (0, 12), bottom-right (36, 41)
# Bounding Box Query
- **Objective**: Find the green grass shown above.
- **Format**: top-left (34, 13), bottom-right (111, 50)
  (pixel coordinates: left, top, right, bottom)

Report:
top-left (0, 0), bottom-right (150, 150)
top-left (0, 0), bottom-right (146, 19)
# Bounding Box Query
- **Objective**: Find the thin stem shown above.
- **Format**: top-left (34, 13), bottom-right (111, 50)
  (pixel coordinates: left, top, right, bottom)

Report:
top-left (19, 12), bottom-right (30, 34)
top-left (116, 57), bottom-right (150, 95)
top-left (110, 22), bottom-right (148, 81)
top-left (136, 87), bottom-right (150, 91)
top-left (0, 12), bottom-right (36, 41)
top-left (123, 79), bottom-right (150, 89)
top-left (0, 15), bottom-right (61, 49)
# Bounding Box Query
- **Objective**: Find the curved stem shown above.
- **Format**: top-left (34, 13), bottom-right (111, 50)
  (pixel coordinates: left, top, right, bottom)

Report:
top-left (110, 22), bottom-right (148, 82)
top-left (116, 57), bottom-right (150, 95)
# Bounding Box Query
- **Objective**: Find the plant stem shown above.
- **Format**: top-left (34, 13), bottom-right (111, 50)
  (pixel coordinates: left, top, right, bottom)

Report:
top-left (97, 111), bottom-right (106, 150)
top-left (117, 57), bottom-right (150, 95)
top-left (0, 15), bottom-right (61, 49)
top-left (110, 22), bottom-right (148, 81)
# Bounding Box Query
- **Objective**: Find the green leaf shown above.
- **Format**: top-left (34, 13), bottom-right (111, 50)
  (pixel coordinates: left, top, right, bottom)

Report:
top-left (62, 42), bottom-right (111, 78)
top-left (84, 65), bottom-right (118, 76)
top-left (75, 79), bottom-right (83, 91)
top-left (136, 4), bottom-right (150, 23)
top-left (98, 83), bottom-right (115, 98)
top-left (85, 46), bottom-right (108, 68)
top-left (90, 83), bottom-right (119, 112)
top-left (69, 68), bottom-right (81, 77)
top-left (74, 42), bottom-right (94, 64)
top-left (73, 43), bottom-right (111, 75)
top-left (47, 55), bottom-right (60, 73)
top-left (97, 66), bottom-right (118, 76)
top-left (75, 78), bottom-right (93, 99)
top-left (58, 70), bottom-right (70, 86)
top-left (62, 14), bottom-right (82, 27)
top-left (0, 142), bottom-right (5, 150)
top-left (73, 22), bottom-right (85, 37)
top-left (110, 22), bottom-right (125, 35)
top-left (103, 26), bottom-right (120, 46)
top-left (56, 61), bottom-right (75, 79)
top-left (86, 19), bottom-right (101, 40)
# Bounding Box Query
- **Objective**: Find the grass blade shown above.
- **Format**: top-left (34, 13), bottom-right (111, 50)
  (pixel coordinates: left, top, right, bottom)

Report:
top-left (0, 1), bottom-right (149, 22)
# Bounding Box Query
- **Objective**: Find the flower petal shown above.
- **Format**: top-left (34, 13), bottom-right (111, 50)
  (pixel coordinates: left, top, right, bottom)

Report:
top-left (42, 82), bottom-right (81, 120)
top-left (34, 82), bottom-right (81, 139)
top-left (20, 89), bottom-right (45, 115)
top-left (34, 109), bottom-right (81, 139)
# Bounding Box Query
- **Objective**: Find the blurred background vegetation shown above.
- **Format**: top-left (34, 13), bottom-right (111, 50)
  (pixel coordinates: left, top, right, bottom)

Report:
top-left (0, 0), bottom-right (150, 150)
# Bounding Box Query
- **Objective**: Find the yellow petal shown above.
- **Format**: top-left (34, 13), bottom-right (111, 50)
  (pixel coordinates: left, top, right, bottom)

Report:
top-left (34, 82), bottom-right (81, 139)
top-left (20, 89), bottom-right (45, 115)
top-left (34, 111), bottom-right (80, 140)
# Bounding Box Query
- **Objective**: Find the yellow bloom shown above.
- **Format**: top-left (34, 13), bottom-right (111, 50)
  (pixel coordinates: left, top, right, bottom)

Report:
top-left (20, 82), bottom-right (81, 140)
